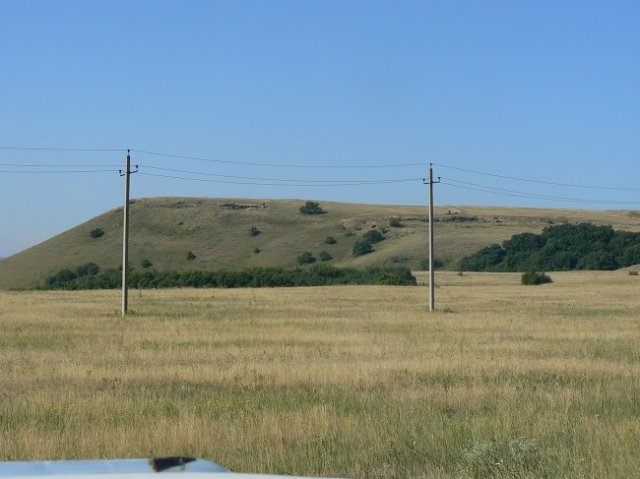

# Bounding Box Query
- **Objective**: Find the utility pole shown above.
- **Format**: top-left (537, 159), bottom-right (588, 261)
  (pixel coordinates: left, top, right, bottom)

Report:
top-left (424, 164), bottom-right (440, 312)
top-left (120, 150), bottom-right (138, 316)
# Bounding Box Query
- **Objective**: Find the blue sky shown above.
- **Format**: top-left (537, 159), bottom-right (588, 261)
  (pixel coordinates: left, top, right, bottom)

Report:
top-left (1, 0), bottom-right (639, 256)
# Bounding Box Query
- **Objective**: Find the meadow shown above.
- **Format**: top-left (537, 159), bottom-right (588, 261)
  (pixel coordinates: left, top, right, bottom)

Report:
top-left (1, 271), bottom-right (639, 478)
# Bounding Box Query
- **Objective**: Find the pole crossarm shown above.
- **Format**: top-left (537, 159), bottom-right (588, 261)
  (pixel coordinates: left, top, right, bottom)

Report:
top-left (119, 166), bottom-right (139, 177)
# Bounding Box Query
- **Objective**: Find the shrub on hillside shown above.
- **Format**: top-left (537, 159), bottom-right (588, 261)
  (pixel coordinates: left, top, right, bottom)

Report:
top-left (319, 251), bottom-right (332, 262)
top-left (186, 251), bottom-right (196, 261)
top-left (74, 262), bottom-right (100, 277)
top-left (324, 236), bottom-right (337, 245)
top-left (297, 251), bottom-right (316, 264)
top-left (363, 229), bottom-right (385, 244)
top-left (249, 226), bottom-right (261, 236)
top-left (521, 270), bottom-right (552, 285)
top-left (90, 228), bottom-right (104, 238)
top-left (299, 201), bottom-right (325, 215)
top-left (141, 259), bottom-right (153, 269)
top-left (389, 217), bottom-right (403, 227)
top-left (45, 269), bottom-right (77, 289)
top-left (352, 240), bottom-right (373, 257)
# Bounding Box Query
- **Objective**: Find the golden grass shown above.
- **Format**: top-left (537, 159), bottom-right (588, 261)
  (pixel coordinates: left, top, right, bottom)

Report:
top-left (1, 272), bottom-right (640, 478)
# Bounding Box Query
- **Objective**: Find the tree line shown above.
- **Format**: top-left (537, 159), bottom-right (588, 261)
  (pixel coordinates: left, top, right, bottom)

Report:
top-left (460, 223), bottom-right (640, 271)
top-left (41, 263), bottom-right (417, 290)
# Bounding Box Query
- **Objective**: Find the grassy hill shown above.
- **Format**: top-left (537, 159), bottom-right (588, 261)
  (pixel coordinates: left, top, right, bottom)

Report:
top-left (2, 196), bottom-right (640, 289)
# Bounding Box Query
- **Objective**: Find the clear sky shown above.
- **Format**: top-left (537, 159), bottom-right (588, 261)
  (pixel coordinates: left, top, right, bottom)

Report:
top-left (1, 0), bottom-right (639, 257)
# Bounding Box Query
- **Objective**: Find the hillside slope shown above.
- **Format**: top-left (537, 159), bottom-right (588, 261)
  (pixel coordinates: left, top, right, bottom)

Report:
top-left (2, 197), bottom-right (640, 289)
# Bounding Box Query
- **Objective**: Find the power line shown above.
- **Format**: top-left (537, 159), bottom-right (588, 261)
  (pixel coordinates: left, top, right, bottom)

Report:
top-left (440, 178), bottom-right (640, 205)
top-left (2, 145), bottom-right (638, 205)
top-left (0, 163), bottom-right (122, 168)
top-left (0, 169), bottom-right (119, 174)
top-left (133, 148), bottom-right (427, 169)
top-left (139, 171), bottom-right (420, 187)
top-left (0, 146), bottom-right (125, 153)
top-left (435, 162), bottom-right (640, 191)
top-left (141, 165), bottom-right (422, 184)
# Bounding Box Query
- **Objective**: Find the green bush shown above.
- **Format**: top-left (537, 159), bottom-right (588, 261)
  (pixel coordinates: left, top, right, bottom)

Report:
top-left (89, 228), bottom-right (104, 238)
top-left (460, 244), bottom-right (506, 271)
top-left (299, 201), bottom-right (325, 215)
top-left (319, 251), bottom-right (332, 262)
top-left (186, 251), bottom-right (196, 261)
top-left (622, 244), bottom-right (640, 266)
top-left (45, 269), bottom-right (77, 289)
top-left (352, 240), bottom-right (373, 257)
top-left (297, 251), bottom-right (316, 264)
top-left (629, 270), bottom-right (639, 276)
top-left (389, 217), bottom-right (403, 227)
top-left (419, 257), bottom-right (444, 270)
top-left (363, 229), bottom-right (385, 244)
top-left (249, 226), bottom-right (261, 236)
top-left (141, 259), bottom-right (153, 269)
top-left (74, 262), bottom-right (100, 277)
top-left (324, 236), bottom-right (337, 245)
top-left (521, 270), bottom-right (552, 285)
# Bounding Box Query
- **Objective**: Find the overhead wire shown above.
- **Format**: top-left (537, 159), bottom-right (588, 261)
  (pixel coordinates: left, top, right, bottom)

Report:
top-left (440, 178), bottom-right (640, 205)
top-left (435, 162), bottom-right (640, 191)
top-left (0, 146), bottom-right (125, 153)
top-left (2, 145), bottom-right (639, 205)
top-left (0, 169), bottom-right (120, 174)
top-left (141, 165), bottom-right (422, 185)
top-left (132, 148), bottom-right (427, 169)
top-left (139, 171), bottom-right (421, 187)
top-left (0, 163), bottom-right (123, 168)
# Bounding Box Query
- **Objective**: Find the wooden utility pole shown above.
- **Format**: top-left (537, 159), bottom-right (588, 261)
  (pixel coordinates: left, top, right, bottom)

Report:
top-left (425, 164), bottom-right (440, 311)
top-left (120, 150), bottom-right (138, 316)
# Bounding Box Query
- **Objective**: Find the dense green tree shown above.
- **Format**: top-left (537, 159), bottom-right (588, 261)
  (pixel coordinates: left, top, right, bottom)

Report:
top-left (622, 245), bottom-right (640, 266)
top-left (42, 265), bottom-right (417, 289)
top-left (74, 262), bottom-right (100, 277)
top-left (460, 223), bottom-right (640, 272)
top-left (459, 244), bottom-right (506, 271)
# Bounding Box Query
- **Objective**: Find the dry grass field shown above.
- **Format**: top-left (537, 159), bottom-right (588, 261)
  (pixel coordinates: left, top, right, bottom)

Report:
top-left (1, 272), bottom-right (639, 478)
